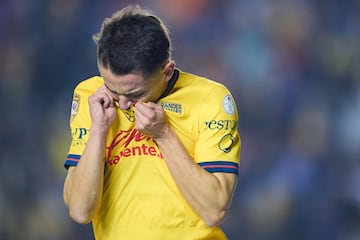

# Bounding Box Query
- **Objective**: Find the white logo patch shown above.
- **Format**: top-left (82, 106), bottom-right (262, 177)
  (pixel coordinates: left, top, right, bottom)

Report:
top-left (222, 94), bottom-right (235, 115)
top-left (71, 101), bottom-right (78, 115)
top-left (70, 93), bottom-right (80, 122)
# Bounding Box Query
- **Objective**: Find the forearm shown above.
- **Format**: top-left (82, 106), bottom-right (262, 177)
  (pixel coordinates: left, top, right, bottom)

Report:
top-left (155, 129), bottom-right (236, 226)
top-left (64, 125), bottom-right (108, 223)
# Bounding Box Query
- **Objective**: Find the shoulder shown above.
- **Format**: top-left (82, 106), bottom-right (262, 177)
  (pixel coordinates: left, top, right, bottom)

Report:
top-left (177, 70), bottom-right (233, 104)
top-left (169, 70), bottom-right (237, 120)
top-left (178, 70), bottom-right (229, 94)
top-left (74, 76), bottom-right (104, 95)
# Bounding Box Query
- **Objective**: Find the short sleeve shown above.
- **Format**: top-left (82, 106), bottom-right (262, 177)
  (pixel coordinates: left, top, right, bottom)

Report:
top-left (64, 88), bottom-right (92, 169)
top-left (194, 85), bottom-right (241, 175)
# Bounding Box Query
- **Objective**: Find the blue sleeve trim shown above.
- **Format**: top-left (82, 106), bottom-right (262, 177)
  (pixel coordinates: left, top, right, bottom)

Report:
top-left (198, 161), bottom-right (239, 175)
top-left (64, 154), bottom-right (81, 169)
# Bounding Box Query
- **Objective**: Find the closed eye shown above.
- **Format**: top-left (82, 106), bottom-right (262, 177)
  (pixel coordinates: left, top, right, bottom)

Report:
top-left (123, 92), bottom-right (145, 99)
top-left (104, 84), bottom-right (145, 99)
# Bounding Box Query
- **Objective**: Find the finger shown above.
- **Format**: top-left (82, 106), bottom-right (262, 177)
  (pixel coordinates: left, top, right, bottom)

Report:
top-left (134, 102), bottom-right (155, 119)
top-left (134, 104), bottom-right (149, 123)
top-left (103, 95), bottom-right (116, 108)
top-left (96, 86), bottom-right (116, 108)
top-left (134, 102), bottom-right (160, 115)
top-left (91, 92), bottom-right (112, 108)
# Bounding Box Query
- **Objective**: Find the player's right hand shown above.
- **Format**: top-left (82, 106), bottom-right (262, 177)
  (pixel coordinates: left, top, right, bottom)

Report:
top-left (88, 86), bottom-right (117, 129)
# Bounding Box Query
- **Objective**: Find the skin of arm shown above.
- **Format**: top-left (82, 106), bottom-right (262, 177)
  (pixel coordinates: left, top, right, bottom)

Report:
top-left (134, 102), bottom-right (238, 227)
top-left (63, 86), bottom-right (116, 224)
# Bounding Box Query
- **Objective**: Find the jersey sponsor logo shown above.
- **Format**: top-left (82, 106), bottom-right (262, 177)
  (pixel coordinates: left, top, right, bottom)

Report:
top-left (205, 119), bottom-right (238, 130)
top-left (72, 127), bottom-right (89, 139)
top-left (106, 128), bottom-right (163, 166)
top-left (159, 102), bottom-right (182, 114)
top-left (218, 133), bottom-right (236, 153)
top-left (71, 127), bottom-right (89, 146)
top-left (70, 93), bottom-right (81, 122)
top-left (222, 94), bottom-right (235, 115)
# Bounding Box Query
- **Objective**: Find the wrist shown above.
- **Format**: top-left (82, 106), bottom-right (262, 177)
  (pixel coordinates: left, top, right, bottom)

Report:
top-left (90, 124), bottom-right (110, 135)
top-left (154, 127), bottom-right (173, 143)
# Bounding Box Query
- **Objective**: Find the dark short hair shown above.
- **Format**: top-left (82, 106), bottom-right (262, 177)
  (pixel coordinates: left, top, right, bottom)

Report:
top-left (93, 5), bottom-right (171, 79)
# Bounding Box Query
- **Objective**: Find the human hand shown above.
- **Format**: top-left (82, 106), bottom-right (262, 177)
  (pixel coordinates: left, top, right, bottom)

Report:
top-left (134, 102), bottom-right (169, 140)
top-left (88, 86), bottom-right (117, 129)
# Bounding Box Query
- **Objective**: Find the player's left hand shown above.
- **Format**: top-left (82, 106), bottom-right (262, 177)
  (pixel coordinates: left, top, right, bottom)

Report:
top-left (134, 102), bottom-right (169, 140)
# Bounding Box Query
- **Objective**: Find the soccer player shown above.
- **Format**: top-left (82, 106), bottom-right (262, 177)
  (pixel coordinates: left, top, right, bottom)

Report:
top-left (63, 5), bottom-right (241, 240)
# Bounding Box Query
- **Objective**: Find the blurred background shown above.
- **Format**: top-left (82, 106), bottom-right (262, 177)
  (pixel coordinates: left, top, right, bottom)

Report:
top-left (1, 0), bottom-right (360, 239)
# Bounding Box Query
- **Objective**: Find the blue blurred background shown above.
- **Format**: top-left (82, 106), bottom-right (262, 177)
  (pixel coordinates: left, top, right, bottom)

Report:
top-left (1, 0), bottom-right (360, 239)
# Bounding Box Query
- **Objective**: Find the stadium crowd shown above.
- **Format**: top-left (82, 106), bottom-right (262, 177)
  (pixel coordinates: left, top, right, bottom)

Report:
top-left (0, 0), bottom-right (359, 239)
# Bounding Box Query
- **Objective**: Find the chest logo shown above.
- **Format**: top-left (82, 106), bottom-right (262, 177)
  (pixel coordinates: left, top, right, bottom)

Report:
top-left (159, 102), bottom-right (183, 114)
top-left (106, 128), bottom-right (163, 166)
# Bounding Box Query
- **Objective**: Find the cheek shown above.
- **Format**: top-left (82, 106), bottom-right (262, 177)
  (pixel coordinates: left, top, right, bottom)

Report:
top-left (138, 90), bottom-right (157, 103)
top-left (148, 89), bottom-right (162, 102)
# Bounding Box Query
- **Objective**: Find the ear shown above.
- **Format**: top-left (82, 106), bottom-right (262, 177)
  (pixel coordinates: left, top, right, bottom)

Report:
top-left (163, 61), bottom-right (175, 82)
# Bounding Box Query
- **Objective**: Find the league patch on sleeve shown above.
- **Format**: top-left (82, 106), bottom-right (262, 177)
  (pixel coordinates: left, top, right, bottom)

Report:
top-left (70, 93), bottom-right (81, 122)
top-left (218, 133), bottom-right (236, 153)
top-left (222, 94), bottom-right (235, 115)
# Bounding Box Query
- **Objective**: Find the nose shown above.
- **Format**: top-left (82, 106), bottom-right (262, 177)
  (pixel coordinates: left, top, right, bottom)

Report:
top-left (117, 95), bottom-right (134, 110)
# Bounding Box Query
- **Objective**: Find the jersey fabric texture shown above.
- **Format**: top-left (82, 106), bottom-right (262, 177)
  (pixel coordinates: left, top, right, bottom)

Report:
top-left (65, 69), bottom-right (241, 240)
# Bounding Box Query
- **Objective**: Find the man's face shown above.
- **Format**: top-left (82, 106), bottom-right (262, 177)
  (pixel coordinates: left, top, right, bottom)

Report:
top-left (99, 65), bottom-right (167, 110)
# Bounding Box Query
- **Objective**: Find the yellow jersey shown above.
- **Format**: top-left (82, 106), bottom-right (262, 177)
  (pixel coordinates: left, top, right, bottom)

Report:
top-left (65, 69), bottom-right (241, 240)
